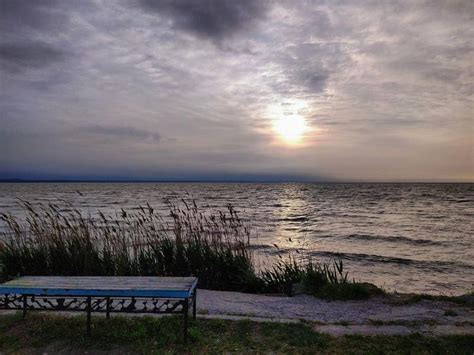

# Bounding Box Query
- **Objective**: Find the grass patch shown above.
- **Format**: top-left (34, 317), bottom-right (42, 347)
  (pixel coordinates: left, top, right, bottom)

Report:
top-left (444, 309), bottom-right (458, 317)
top-left (333, 334), bottom-right (474, 355)
top-left (392, 293), bottom-right (474, 309)
top-left (314, 282), bottom-right (384, 300)
top-left (1, 313), bottom-right (473, 354)
top-left (368, 319), bottom-right (439, 327)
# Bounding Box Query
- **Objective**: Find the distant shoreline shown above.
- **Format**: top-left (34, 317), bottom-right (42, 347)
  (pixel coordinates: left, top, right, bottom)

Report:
top-left (0, 179), bottom-right (472, 184)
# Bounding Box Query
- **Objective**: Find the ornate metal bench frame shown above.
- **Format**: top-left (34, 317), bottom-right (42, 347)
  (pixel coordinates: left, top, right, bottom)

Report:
top-left (0, 278), bottom-right (198, 343)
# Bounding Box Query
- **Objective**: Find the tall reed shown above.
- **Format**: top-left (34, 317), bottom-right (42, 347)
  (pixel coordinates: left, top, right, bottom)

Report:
top-left (0, 200), bottom-right (377, 299)
top-left (0, 200), bottom-right (258, 291)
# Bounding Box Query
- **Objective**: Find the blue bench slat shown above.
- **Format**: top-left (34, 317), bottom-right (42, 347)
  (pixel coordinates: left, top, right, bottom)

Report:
top-left (0, 276), bottom-right (198, 298)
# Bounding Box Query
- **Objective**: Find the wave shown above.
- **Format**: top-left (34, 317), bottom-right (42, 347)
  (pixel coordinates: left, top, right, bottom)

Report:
top-left (275, 216), bottom-right (309, 222)
top-left (305, 233), bottom-right (445, 247)
top-left (308, 250), bottom-right (474, 272)
top-left (271, 203), bottom-right (285, 207)
top-left (343, 233), bottom-right (444, 246)
top-left (249, 244), bottom-right (474, 272)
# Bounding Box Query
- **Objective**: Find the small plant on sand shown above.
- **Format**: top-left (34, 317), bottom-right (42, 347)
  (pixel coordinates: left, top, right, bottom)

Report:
top-left (257, 233), bottom-right (383, 299)
top-left (260, 257), bottom-right (304, 295)
top-left (443, 309), bottom-right (458, 317)
top-left (260, 255), bottom-right (383, 299)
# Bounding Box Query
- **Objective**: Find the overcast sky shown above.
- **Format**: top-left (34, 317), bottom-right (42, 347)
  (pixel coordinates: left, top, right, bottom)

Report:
top-left (0, 0), bottom-right (473, 181)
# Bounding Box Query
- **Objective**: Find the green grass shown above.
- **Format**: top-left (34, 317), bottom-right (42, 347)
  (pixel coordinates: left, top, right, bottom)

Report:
top-left (314, 282), bottom-right (385, 300)
top-left (444, 309), bottom-right (458, 317)
top-left (393, 293), bottom-right (474, 309)
top-left (1, 313), bottom-right (473, 354)
top-left (332, 334), bottom-right (474, 355)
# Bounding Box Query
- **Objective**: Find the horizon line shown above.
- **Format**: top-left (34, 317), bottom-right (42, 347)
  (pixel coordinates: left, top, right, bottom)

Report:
top-left (0, 178), bottom-right (472, 184)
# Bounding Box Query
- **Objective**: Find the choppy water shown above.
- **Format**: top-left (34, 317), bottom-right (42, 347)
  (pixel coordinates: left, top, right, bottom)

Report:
top-left (0, 182), bottom-right (473, 295)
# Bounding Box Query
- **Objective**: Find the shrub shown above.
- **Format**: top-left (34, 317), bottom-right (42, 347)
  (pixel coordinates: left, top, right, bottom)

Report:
top-left (315, 282), bottom-right (381, 300)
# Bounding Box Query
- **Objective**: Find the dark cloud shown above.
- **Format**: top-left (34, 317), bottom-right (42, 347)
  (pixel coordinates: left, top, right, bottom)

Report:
top-left (427, 0), bottom-right (474, 16)
top-left (0, 42), bottom-right (66, 72)
top-left (83, 125), bottom-right (161, 142)
top-left (0, 0), bottom-right (65, 37)
top-left (0, 0), bottom-right (71, 74)
top-left (138, 0), bottom-right (266, 40)
top-left (300, 73), bottom-right (329, 92)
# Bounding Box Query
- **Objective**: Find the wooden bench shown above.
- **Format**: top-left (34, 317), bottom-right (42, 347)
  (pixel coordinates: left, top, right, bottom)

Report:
top-left (0, 276), bottom-right (198, 342)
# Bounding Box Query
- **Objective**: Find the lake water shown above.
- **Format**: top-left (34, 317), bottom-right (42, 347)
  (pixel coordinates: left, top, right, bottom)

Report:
top-left (0, 182), bottom-right (472, 295)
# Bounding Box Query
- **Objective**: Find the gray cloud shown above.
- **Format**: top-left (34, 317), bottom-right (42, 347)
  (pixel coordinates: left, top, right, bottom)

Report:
top-left (0, 0), bottom-right (472, 182)
top-left (0, 0), bottom-right (60, 31)
top-left (83, 125), bottom-right (161, 142)
top-left (137, 0), bottom-right (267, 41)
top-left (0, 0), bottom-right (74, 86)
top-left (298, 72), bottom-right (329, 92)
top-left (0, 0), bottom-right (70, 44)
top-left (0, 42), bottom-right (66, 72)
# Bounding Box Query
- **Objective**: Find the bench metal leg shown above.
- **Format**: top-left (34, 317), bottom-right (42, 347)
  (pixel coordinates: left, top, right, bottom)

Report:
top-left (106, 297), bottom-right (111, 320)
top-left (192, 289), bottom-right (197, 320)
top-left (183, 299), bottom-right (189, 343)
top-left (86, 296), bottom-right (91, 336)
top-left (22, 295), bottom-right (27, 319)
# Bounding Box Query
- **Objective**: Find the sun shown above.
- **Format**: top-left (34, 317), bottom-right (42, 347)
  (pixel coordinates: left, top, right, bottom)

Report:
top-left (273, 114), bottom-right (308, 144)
top-left (266, 100), bottom-right (310, 146)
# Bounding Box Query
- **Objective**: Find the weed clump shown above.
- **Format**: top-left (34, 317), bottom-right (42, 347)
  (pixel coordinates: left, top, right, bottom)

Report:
top-left (261, 257), bottom-right (383, 299)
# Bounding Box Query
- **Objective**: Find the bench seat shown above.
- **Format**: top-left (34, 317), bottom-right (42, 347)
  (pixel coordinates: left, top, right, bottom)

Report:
top-left (0, 276), bottom-right (198, 342)
top-left (0, 276), bottom-right (197, 298)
